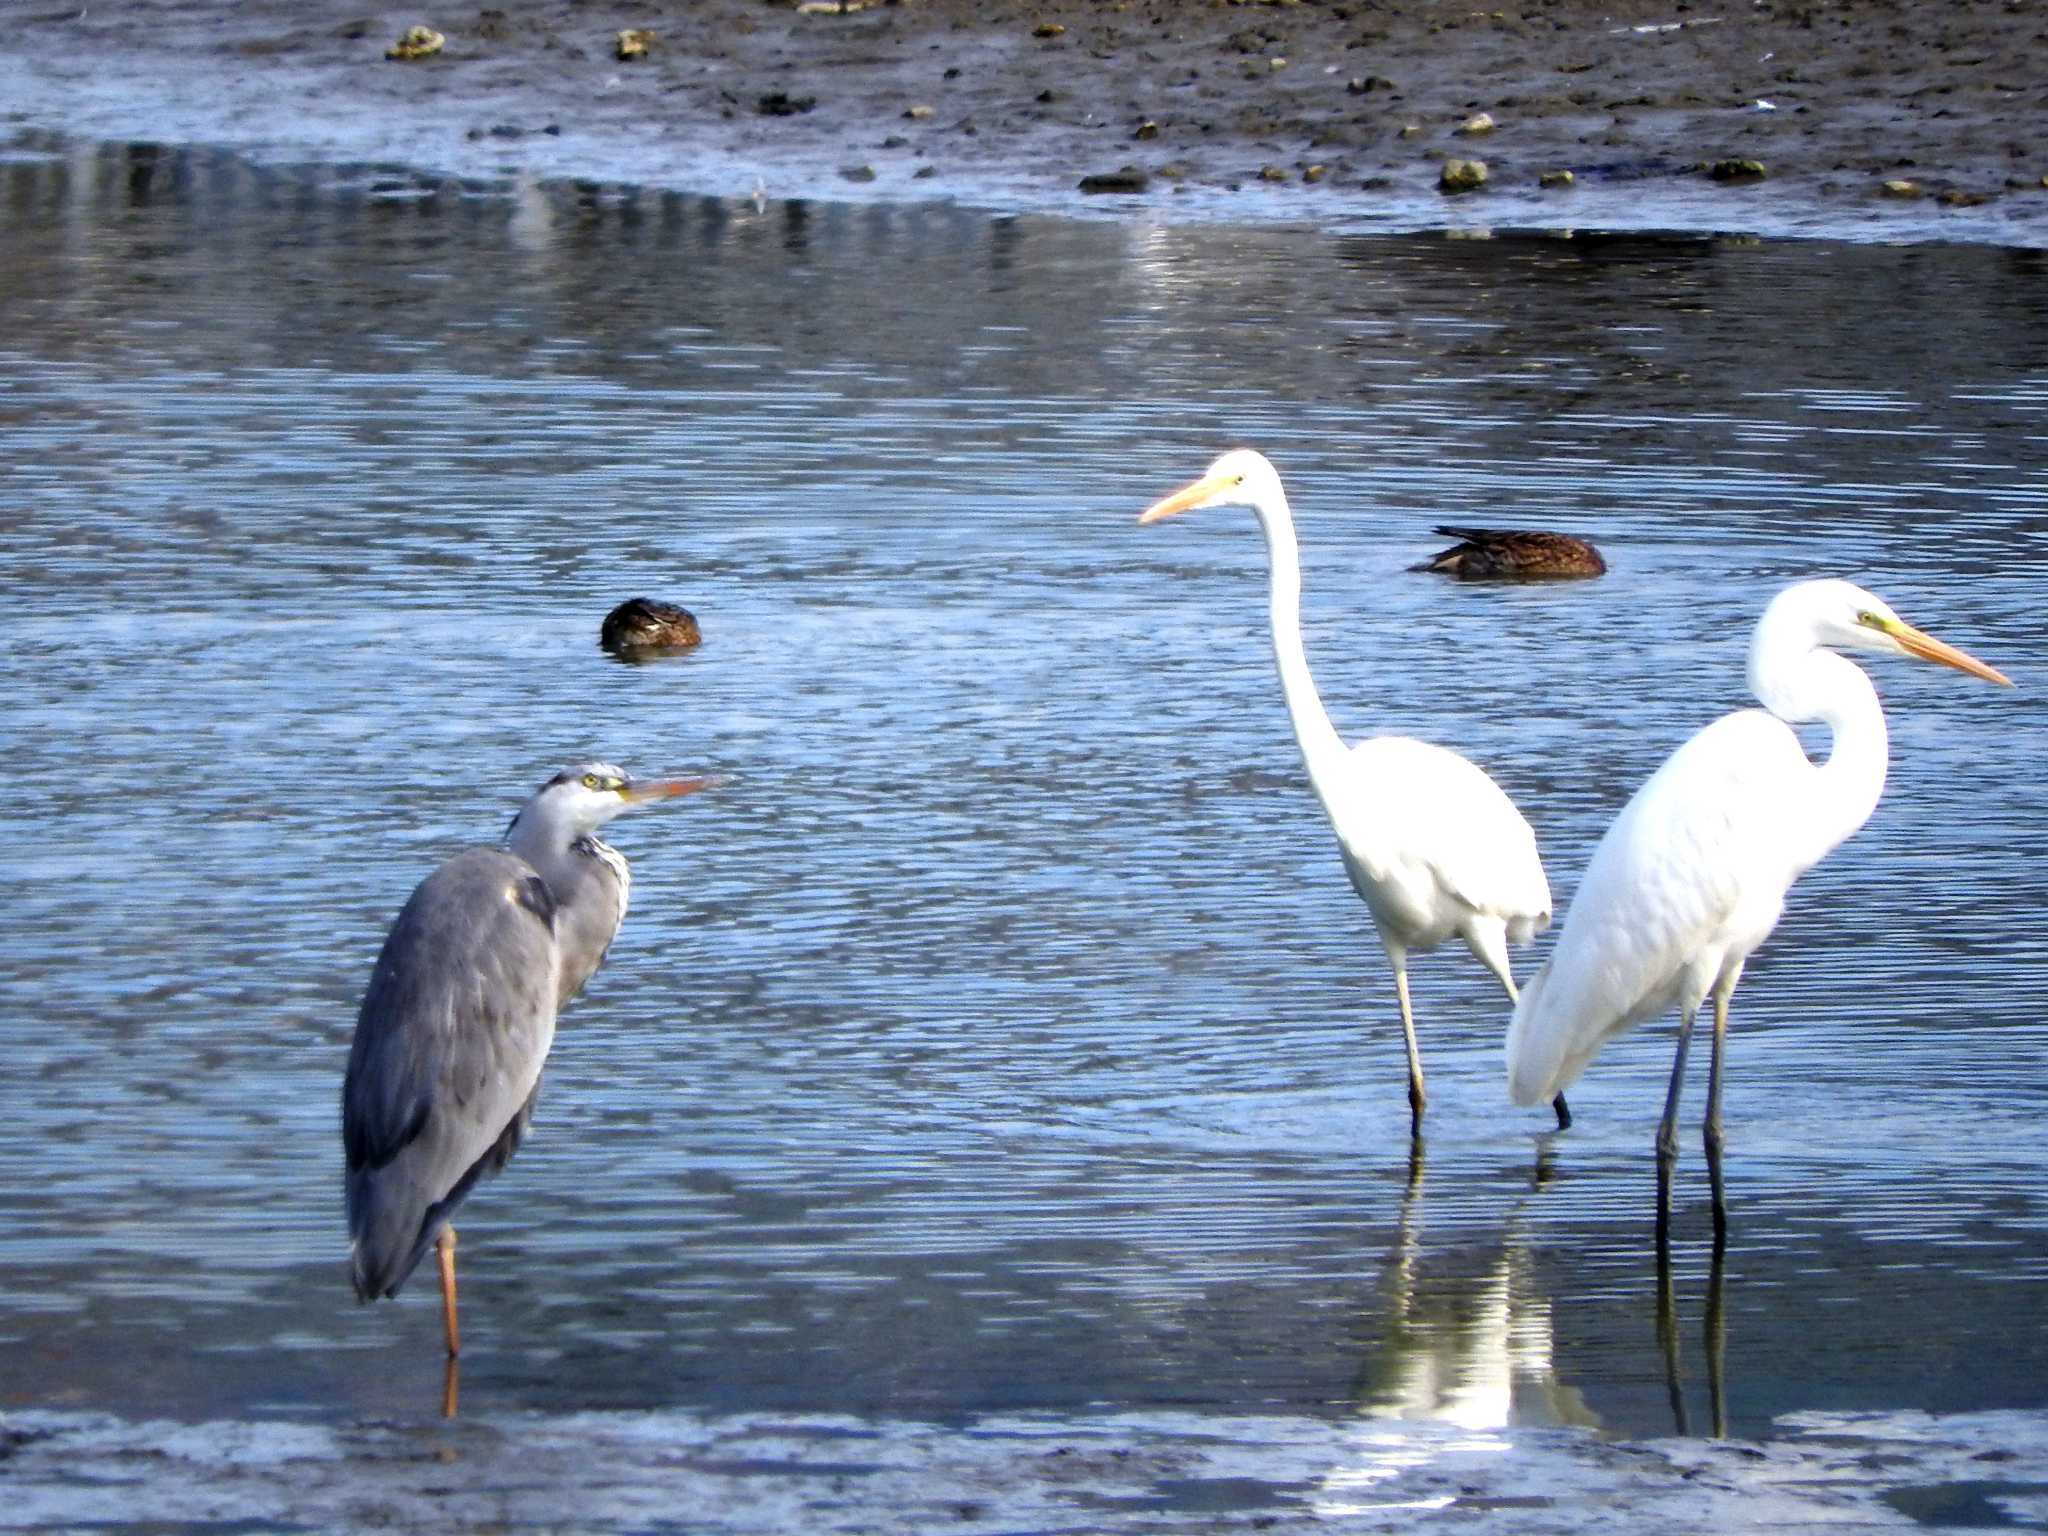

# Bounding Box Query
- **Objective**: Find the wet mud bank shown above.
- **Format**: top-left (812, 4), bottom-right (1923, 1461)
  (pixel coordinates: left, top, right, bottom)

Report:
top-left (12, 1404), bottom-right (2048, 1533)
top-left (1, 0), bottom-right (2044, 240)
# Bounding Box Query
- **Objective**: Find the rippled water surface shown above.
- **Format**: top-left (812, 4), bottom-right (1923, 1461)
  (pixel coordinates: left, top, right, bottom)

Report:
top-left (4, 136), bottom-right (2048, 1451)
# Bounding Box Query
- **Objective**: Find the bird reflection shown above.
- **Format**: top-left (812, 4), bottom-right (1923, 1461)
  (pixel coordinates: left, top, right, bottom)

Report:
top-left (1657, 1233), bottom-right (1729, 1438)
top-left (1349, 1146), bottom-right (1596, 1431)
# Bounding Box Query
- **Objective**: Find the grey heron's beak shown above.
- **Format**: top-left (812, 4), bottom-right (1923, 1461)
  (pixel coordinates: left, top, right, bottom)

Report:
top-left (621, 774), bottom-right (727, 804)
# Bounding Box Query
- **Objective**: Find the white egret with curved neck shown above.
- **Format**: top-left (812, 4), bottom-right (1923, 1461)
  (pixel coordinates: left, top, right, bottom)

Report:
top-left (1504, 578), bottom-right (2011, 1239)
top-left (1140, 448), bottom-right (1558, 1134)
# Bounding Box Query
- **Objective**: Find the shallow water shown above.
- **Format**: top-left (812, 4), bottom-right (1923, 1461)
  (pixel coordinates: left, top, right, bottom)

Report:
top-left (3, 135), bottom-right (2048, 1477)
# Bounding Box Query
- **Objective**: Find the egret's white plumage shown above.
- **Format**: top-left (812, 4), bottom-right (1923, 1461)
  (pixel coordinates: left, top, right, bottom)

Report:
top-left (1140, 449), bottom-right (1553, 1129)
top-left (1503, 578), bottom-right (2010, 1235)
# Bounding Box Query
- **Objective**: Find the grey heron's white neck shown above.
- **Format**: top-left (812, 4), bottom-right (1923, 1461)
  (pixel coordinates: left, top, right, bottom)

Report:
top-left (507, 808), bottom-right (629, 906)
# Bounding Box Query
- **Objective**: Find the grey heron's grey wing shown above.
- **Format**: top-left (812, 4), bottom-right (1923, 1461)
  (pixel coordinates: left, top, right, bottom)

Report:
top-left (342, 848), bottom-right (560, 1300)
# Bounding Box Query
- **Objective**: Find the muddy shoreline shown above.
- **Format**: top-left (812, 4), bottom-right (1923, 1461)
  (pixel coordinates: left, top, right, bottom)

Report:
top-left (3, 0), bottom-right (2045, 241)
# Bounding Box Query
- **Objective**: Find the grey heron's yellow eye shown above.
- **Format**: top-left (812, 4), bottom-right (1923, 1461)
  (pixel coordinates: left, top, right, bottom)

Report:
top-left (581, 773), bottom-right (601, 790)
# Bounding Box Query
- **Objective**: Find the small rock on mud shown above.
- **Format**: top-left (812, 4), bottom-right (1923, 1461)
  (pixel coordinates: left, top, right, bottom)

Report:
top-left (1078, 166), bottom-right (1151, 193)
top-left (1440, 157), bottom-right (1487, 192)
top-left (385, 25), bottom-right (444, 60)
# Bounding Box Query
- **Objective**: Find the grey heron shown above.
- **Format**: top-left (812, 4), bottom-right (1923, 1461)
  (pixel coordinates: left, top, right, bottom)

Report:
top-left (342, 762), bottom-right (721, 1357)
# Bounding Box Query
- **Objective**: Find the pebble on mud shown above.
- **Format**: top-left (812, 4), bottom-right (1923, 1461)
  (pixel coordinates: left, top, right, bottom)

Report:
top-left (1708, 158), bottom-right (1767, 181)
top-left (759, 92), bottom-right (817, 115)
top-left (1134, 120), bottom-right (1160, 140)
top-left (1033, 22), bottom-right (1066, 38)
top-left (904, 104), bottom-right (935, 119)
top-left (616, 29), bottom-right (655, 59)
top-left (840, 163), bottom-right (877, 182)
top-left (1259, 164), bottom-right (1289, 181)
top-left (1540, 168), bottom-right (1575, 187)
top-left (1881, 178), bottom-right (1924, 198)
top-left (1457, 111), bottom-right (1495, 135)
top-left (385, 25), bottom-right (444, 60)
top-left (1302, 164), bottom-right (1326, 183)
top-left (1440, 158), bottom-right (1488, 192)
top-left (1078, 166), bottom-right (1151, 193)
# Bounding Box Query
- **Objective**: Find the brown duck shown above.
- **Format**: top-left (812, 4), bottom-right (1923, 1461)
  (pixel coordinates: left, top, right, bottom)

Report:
top-left (1412, 527), bottom-right (1606, 581)
top-left (600, 598), bottom-right (702, 659)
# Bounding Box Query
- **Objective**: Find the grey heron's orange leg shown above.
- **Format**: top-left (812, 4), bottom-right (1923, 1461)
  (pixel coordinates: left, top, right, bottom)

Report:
top-left (437, 1226), bottom-right (460, 1358)
top-left (1656, 1005), bottom-right (1698, 1246)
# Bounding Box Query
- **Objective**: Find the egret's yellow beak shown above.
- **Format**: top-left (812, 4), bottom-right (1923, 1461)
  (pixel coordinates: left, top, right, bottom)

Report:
top-left (622, 774), bottom-right (727, 804)
top-left (1888, 619), bottom-right (2012, 687)
top-left (1139, 470), bottom-right (1232, 525)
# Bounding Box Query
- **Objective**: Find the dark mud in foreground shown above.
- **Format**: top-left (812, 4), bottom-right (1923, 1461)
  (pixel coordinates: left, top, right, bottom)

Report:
top-left (2, 0), bottom-right (2045, 240)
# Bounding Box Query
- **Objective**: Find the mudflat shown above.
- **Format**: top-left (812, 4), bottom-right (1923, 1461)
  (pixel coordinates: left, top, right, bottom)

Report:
top-left (5, 0), bottom-right (2044, 236)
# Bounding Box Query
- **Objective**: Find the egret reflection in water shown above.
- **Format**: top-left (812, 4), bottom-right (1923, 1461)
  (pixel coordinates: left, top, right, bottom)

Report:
top-left (1350, 1149), bottom-right (1597, 1434)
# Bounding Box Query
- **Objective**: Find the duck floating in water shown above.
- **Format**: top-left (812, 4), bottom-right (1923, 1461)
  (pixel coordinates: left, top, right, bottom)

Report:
top-left (600, 598), bottom-right (702, 659)
top-left (1412, 527), bottom-right (1606, 581)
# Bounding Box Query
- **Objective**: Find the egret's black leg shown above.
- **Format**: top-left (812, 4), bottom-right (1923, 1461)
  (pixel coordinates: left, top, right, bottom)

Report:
top-left (1393, 962), bottom-right (1425, 1134)
top-left (1705, 1227), bottom-right (1729, 1439)
top-left (1552, 1093), bottom-right (1572, 1132)
top-left (1656, 1006), bottom-right (1697, 1246)
top-left (1704, 990), bottom-right (1731, 1240)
